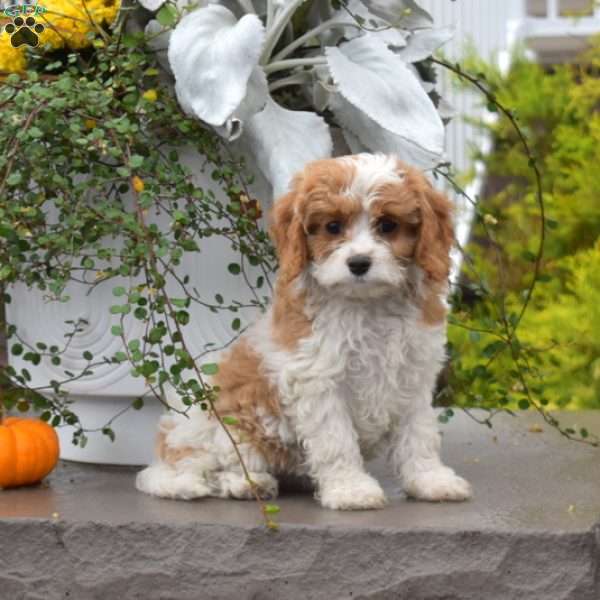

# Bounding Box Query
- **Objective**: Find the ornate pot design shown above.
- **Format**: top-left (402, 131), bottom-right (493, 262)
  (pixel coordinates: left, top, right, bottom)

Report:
top-left (6, 152), bottom-right (270, 465)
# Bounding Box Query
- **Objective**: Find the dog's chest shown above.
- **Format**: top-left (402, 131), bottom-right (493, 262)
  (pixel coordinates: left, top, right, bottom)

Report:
top-left (313, 300), bottom-right (441, 426)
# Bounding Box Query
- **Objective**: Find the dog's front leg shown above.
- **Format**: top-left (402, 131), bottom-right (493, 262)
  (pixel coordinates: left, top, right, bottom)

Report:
top-left (390, 401), bottom-right (472, 502)
top-left (291, 382), bottom-right (387, 510)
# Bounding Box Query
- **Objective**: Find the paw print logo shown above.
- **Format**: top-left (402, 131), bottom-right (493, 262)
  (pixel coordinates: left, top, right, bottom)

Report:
top-left (3, 15), bottom-right (45, 48)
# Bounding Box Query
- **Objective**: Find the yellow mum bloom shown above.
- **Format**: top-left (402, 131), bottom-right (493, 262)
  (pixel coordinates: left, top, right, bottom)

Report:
top-left (131, 175), bottom-right (145, 193)
top-left (0, 0), bottom-right (121, 74)
top-left (38, 0), bottom-right (121, 50)
top-left (0, 37), bottom-right (26, 73)
top-left (142, 89), bottom-right (158, 102)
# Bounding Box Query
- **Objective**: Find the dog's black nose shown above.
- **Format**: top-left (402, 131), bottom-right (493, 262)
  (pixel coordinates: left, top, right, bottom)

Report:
top-left (347, 255), bottom-right (372, 276)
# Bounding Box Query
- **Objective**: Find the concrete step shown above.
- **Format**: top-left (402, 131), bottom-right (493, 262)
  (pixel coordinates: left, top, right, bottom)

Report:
top-left (1, 411), bottom-right (600, 599)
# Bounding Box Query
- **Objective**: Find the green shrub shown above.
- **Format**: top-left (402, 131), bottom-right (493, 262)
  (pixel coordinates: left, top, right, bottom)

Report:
top-left (448, 43), bottom-right (600, 410)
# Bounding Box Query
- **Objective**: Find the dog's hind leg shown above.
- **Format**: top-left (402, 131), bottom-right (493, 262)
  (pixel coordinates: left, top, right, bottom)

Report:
top-left (212, 470), bottom-right (278, 500)
top-left (208, 438), bottom-right (279, 500)
top-left (136, 414), bottom-right (221, 499)
top-left (136, 461), bottom-right (213, 500)
top-left (136, 412), bottom-right (280, 501)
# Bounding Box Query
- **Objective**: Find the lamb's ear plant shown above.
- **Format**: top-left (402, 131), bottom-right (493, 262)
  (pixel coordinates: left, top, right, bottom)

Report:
top-left (140, 0), bottom-right (454, 196)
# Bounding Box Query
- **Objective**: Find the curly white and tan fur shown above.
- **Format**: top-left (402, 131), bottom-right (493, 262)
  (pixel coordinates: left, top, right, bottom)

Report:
top-left (136, 154), bottom-right (472, 510)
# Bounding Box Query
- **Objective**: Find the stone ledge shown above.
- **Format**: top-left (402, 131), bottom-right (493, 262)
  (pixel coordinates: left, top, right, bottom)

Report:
top-left (1, 411), bottom-right (600, 600)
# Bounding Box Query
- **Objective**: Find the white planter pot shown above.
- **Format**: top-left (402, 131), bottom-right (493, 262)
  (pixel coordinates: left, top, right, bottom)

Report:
top-left (6, 150), bottom-right (272, 465)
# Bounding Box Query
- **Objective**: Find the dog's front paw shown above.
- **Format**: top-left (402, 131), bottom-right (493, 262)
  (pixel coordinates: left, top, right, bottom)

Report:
top-left (319, 473), bottom-right (387, 510)
top-left (404, 467), bottom-right (472, 502)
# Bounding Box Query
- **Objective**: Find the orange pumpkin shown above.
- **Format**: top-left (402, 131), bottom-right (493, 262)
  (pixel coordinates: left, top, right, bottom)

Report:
top-left (0, 417), bottom-right (60, 488)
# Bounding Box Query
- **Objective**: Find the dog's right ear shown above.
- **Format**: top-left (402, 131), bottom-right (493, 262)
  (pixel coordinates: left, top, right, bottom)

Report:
top-left (269, 186), bottom-right (309, 287)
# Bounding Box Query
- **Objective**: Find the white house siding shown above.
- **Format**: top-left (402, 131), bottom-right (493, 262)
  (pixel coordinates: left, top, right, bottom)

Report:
top-left (422, 1), bottom-right (600, 256)
top-left (418, 0), bottom-right (524, 259)
top-left (421, 0), bottom-right (523, 176)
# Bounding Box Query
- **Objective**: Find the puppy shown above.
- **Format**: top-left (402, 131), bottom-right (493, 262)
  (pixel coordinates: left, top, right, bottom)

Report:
top-left (136, 153), bottom-right (472, 510)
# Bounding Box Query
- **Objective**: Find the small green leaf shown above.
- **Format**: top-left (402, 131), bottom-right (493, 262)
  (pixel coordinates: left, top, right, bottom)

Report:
top-left (6, 172), bottom-right (22, 186)
top-left (148, 326), bottom-right (165, 343)
top-left (264, 504), bottom-right (280, 515)
top-left (128, 339), bottom-right (141, 352)
top-left (521, 250), bottom-right (536, 263)
top-left (156, 3), bottom-right (178, 27)
top-left (102, 427), bottom-right (116, 442)
top-left (201, 363), bottom-right (219, 376)
top-left (222, 416), bottom-right (238, 426)
top-left (0, 265), bottom-right (13, 281)
top-left (176, 310), bottom-right (190, 325)
top-left (129, 154), bottom-right (144, 169)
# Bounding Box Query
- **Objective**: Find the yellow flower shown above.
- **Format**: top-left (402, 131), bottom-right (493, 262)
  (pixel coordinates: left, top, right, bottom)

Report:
top-left (142, 89), bottom-right (158, 102)
top-left (37, 0), bottom-right (121, 50)
top-left (132, 176), bottom-right (145, 193)
top-left (0, 36), bottom-right (26, 74)
top-left (0, 0), bottom-right (121, 73)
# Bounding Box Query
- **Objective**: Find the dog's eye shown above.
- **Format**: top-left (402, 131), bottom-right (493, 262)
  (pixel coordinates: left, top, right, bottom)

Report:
top-left (377, 218), bottom-right (398, 234)
top-left (325, 221), bottom-right (342, 235)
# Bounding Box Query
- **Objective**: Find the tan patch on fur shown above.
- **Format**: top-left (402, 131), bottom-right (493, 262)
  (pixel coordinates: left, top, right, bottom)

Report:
top-left (269, 190), bottom-right (313, 350)
top-left (164, 447), bottom-right (196, 463)
top-left (296, 158), bottom-right (357, 203)
top-left (156, 429), bottom-right (168, 461)
top-left (420, 282), bottom-right (448, 325)
top-left (415, 175), bottom-right (453, 325)
top-left (268, 159), bottom-right (358, 350)
top-left (372, 163), bottom-right (454, 325)
top-left (304, 193), bottom-right (362, 262)
top-left (271, 289), bottom-right (312, 350)
top-left (370, 182), bottom-right (421, 262)
top-left (213, 338), bottom-right (291, 471)
top-left (156, 422), bottom-right (196, 465)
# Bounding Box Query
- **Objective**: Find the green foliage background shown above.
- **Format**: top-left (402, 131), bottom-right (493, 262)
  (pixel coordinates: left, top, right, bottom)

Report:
top-left (447, 43), bottom-right (600, 411)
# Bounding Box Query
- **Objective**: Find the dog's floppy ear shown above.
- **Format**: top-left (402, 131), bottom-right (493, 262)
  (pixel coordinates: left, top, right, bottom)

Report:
top-left (415, 183), bottom-right (454, 284)
top-left (413, 182), bottom-right (454, 325)
top-left (269, 186), bottom-right (309, 286)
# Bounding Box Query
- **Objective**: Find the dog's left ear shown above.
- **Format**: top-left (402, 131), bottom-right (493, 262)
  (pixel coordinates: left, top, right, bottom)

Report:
top-left (415, 183), bottom-right (454, 284)
top-left (269, 186), bottom-right (309, 287)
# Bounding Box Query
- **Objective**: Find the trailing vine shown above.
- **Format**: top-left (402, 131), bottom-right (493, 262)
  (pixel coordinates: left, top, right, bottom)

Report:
top-left (0, 12), bottom-right (280, 526)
